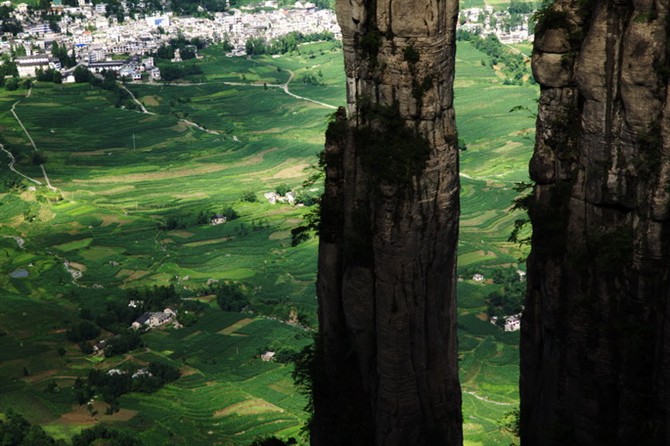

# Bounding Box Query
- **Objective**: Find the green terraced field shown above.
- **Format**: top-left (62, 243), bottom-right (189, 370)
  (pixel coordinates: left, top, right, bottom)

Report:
top-left (0, 38), bottom-right (534, 445)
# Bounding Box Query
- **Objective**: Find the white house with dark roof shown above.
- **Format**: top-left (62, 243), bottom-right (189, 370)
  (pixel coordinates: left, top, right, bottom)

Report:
top-left (16, 55), bottom-right (59, 77)
top-left (87, 59), bottom-right (126, 72)
top-left (131, 308), bottom-right (176, 329)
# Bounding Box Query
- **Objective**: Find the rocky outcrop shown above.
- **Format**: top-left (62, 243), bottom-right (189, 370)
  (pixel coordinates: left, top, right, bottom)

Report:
top-left (313, 0), bottom-right (462, 445)
top-left (521, 0), bottom-right (670, 444)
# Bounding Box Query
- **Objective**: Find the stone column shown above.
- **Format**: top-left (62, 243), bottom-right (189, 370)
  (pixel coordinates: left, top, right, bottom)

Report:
top-left (313, 0), bottom-right (463, 445)
top-left (522, 0), bottom-right (670, 444)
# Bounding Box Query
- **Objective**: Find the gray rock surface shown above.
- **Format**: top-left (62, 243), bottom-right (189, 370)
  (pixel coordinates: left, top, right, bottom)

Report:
top-left (313, 0), bottom-right (463, 444)
top-left (521, 0), bottom-right (670, 444)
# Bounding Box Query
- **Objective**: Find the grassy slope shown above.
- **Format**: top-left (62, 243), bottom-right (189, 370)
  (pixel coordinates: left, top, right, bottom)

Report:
top-left (0, 38), bottom-right (535, 445)
top-left (0, 41), bottom-right (344, 446)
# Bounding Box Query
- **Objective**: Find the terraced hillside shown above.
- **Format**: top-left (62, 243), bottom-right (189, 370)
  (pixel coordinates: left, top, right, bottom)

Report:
top-left (0, 38), bottom-right (536, 445)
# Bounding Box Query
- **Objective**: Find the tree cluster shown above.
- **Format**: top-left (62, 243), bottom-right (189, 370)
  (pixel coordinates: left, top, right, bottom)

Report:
top-left (51, 42), bottom-right (76, 69)
top-left (485, 269), bottom-right (525, 323)
top-left (0, 5), bottom-right (22, 35)
top-left (250, 437), bottom-right (297, 446)
top-left (157, 63), bottom-right (203, 82)
top-left (508, 0), bottom-right (535, 14)
top-left (73, 67), bottom-right (137, 108)
top-left (71, 425), bottom-right (144, 446)
top-left (74, 362), bottom-right (180, 406)
top-left (154, 35), bottom-right (207, 61)
top-left (240, 190), bottom-right (258, 202)
top-left (262, 340), bottom-right (303, 364)
top-left (103, 332), bottom-right (143, 357)
top-left (35, 68), bottom-right (63, 84)
top-left (210, 282), bottom-right (250, 312)
top-left (81, 300), bottom-right (143, 334)
top-left (66, 320), bottom-right (101, 343)
top-left (246, 31), bottom-right (335, 56)
top-left (0, 410), bottom-right (62, 446)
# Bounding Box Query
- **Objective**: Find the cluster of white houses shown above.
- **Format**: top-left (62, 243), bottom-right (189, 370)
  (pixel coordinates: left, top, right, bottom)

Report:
top-left (2, 0), bottom-right (341, 80)
top-left (459, 6), bottom-right (533, 44)
top-left (15, 53), bottom-right (161, 81)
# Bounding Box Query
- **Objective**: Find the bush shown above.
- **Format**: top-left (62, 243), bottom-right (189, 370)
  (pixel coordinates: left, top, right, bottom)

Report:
top-left (72, 425), bottom-right (143, 446)
top-left (221, 206), bottom-right (239, 220)
top-left (275, 183), bottom-right (291, 196)
top-left (104, 332), bottom-right (143, 357)
top-left (241, 190), bottom-right (258, 202)
top-left (213, 282), bottom-right (249, 312)
top-left (5, 77), bottom-right (18, 91)
top-left (66, 321), bottom-right (100, 343)
top-left (73, 66), bottom-right (92, 83)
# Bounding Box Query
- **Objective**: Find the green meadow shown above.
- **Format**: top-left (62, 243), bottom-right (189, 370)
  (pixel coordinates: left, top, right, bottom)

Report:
top-left (0, 37), bottom-right (535, 445)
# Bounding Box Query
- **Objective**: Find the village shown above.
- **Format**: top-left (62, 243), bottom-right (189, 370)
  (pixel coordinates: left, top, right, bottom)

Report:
top-left (0, 0), bottom-right (533, 82)
top-left (0, 0), bottom-right (341, 81)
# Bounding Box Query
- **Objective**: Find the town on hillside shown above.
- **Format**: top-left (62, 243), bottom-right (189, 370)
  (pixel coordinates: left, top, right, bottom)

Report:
top-left (0, 0), bottom-right (534, 84)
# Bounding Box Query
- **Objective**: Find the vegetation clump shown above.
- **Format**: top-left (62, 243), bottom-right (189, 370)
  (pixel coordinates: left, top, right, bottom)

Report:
top-left (74, 362), bottom-right (180, 408)
top-left (212, 282), bottom-right (250, 312)
top-left (403, 45), bottom-right (420, 65)
top-left (357, 103), bottom-right (430, 189)
top-left (359, 28), bottom-right (382, 61)
top-left (0, 409), bottom-right (62, 445)
top-left (245, 31), bottom-right (335, 56)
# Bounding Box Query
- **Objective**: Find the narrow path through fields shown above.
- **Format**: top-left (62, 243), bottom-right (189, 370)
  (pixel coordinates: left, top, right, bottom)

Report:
top-left (278, 69), bottom-right (337, 109)
top-left (119, 83), bottom-right (154, 115)
top-left (1, 144), bottom-right (42, 185)
top-left (9, 88), bottom-right (57, 191)
top-left (122, 82), bottom-right (221, 135)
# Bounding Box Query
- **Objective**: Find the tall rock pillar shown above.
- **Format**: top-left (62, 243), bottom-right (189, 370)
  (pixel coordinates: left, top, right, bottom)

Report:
top-left (522, 0), bottom-right (670, 444)
top-left (313, 0), bottom-right (462, 445)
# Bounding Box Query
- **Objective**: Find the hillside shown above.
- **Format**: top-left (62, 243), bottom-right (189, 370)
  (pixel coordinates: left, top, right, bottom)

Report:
top-left (0, 36), bottom-right (536, 444)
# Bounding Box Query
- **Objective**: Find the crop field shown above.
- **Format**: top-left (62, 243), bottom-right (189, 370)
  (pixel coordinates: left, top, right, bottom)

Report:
top-left (0, 37), bottom-right (534, 445)
top-left (455, 40), bottom-right (537, 446)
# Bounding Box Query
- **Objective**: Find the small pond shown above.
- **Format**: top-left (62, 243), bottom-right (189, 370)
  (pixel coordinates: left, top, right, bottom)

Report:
top-left (9, 269), bottom-right (28, 278)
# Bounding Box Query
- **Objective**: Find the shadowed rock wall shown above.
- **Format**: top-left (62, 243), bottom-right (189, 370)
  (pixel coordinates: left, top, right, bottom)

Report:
top-left (313, 0), bottom-right (462, 445)
top-left (521, 0), bottom-right (670, 444)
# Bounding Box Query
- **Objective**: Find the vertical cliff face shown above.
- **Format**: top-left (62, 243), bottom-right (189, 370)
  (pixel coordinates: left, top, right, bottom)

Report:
top-left (314, 1), bottom-right (462, 445)
top-left (522, 0), bottom-right (670, 443)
